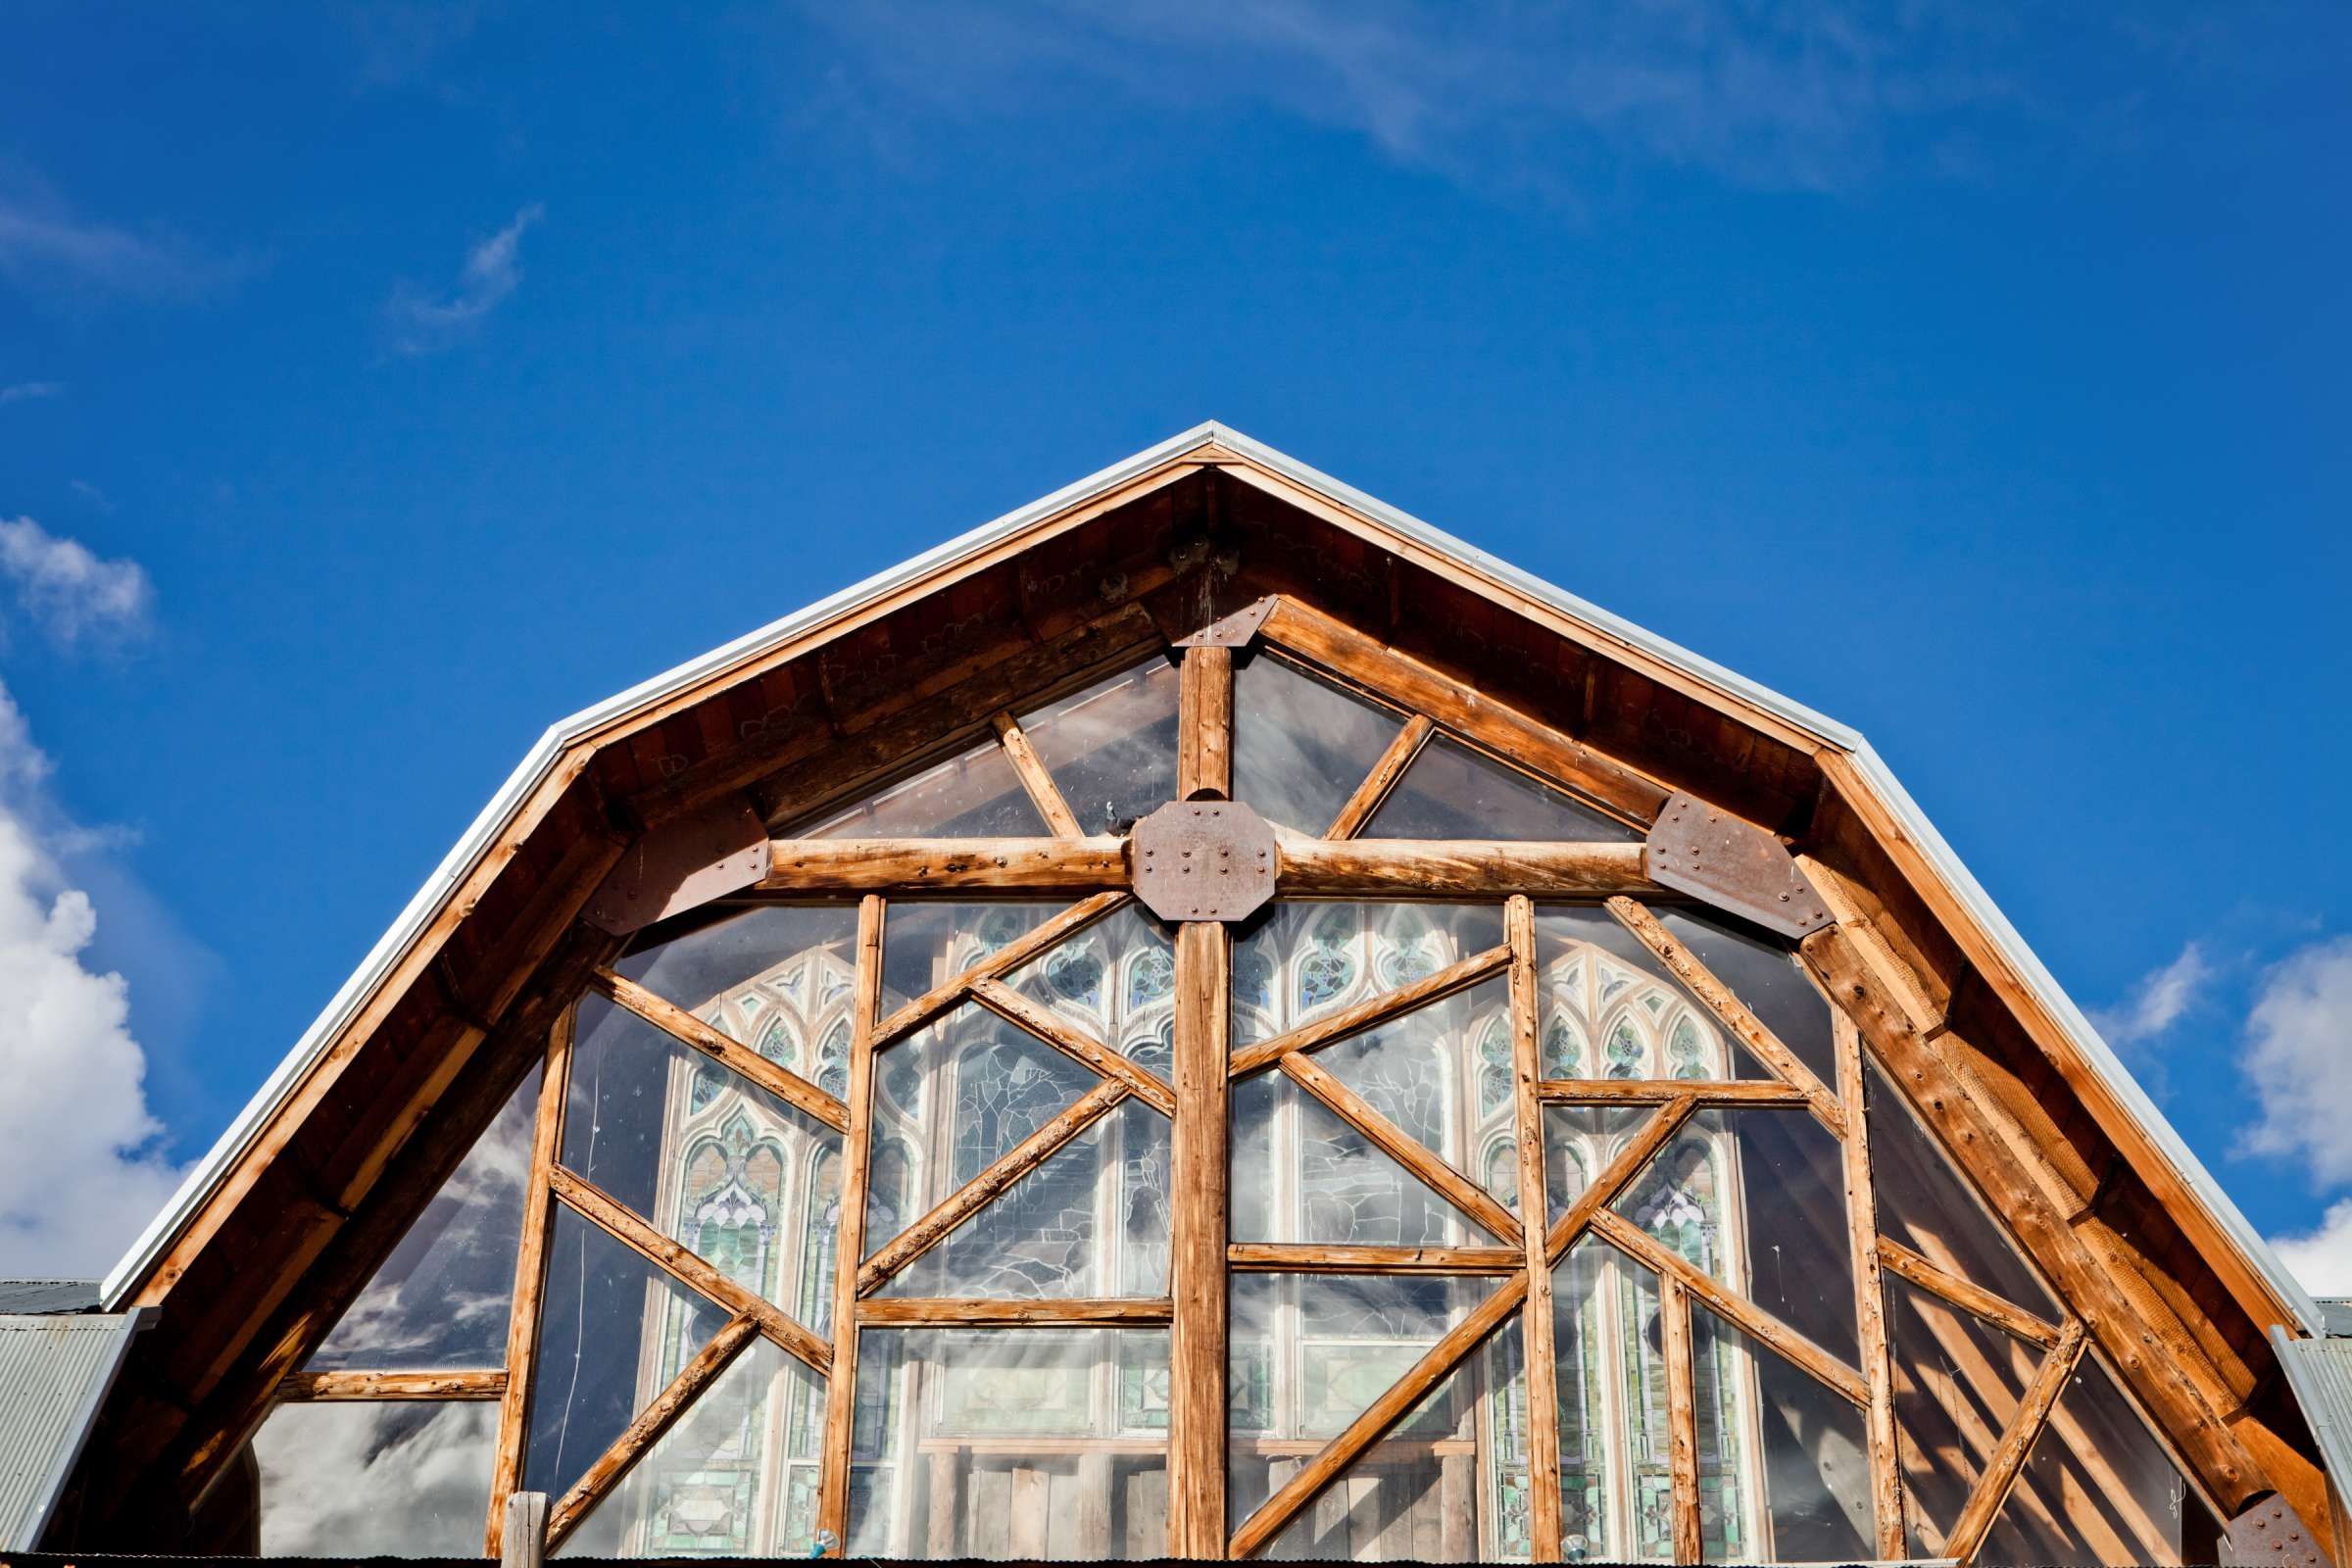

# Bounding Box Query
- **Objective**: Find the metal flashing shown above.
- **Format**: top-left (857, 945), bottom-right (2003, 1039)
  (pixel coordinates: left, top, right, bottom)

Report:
top-left (101, 421), bottom-right (2325, 1345)
top-left (0, 1312), bottom-right (144, 1547)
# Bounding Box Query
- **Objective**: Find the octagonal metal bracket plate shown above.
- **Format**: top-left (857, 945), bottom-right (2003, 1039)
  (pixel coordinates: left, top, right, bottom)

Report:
top-left (1643, 790), bottom-right (1831, 940)
top-left (586, 798), bottom-right (769, 936)
top-left (2229, 1495), bottom-right (2334, 1568)
top-left (1130, 798), bottom-right (1278, 922)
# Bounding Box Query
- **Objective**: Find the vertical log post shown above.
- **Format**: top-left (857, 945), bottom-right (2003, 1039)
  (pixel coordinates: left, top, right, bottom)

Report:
top-left (484, 1012), bottom-right (574, 1554)
top-left (1507, 895), bottom-right (1565, 1562)
top-left (501, 1490), bottom-right (550, 1568)
top-left (816, 894), bottom-right (887, 1553)
top-left (1169, 643), bottom-right (1232, 1555)
top-left (1836, 1009), bottom-right (1906, 1556)
top-left (1661, 1276), bottom-right (1702, 1565)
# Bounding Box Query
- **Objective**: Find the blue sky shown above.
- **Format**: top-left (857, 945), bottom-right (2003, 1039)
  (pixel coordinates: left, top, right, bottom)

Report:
top-left (1, 1), bottom-right (2348, 1281)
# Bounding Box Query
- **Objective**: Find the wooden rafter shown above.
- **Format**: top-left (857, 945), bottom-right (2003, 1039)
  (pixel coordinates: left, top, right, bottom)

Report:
top-left (1323, 712), bottom-right (1432, 839)
top-left (548, 1164), bottom-right (831, 1375)
top-left (966, 975), bottom-right (1178, 1116)
top-left (1277, 1049), bottom-right (1525, 1249)
top-left (1942, 1317), bottom-right (2090, 1561)
top-left (1228, 942), bottom-right (1513, 1078)
top-left (586, 967), bottom-right (850, 1133)
top-left (544, 1313), bottom-right (761, 1549)
top-left (815, 895), bottom-right (884, 1553)
top-left (991, 710), bottom-right (1084, 838)
top-left (871, 890), bottom-right (1127, 1048)
top-left (1604, 896), bottom-right (1843, 1136)
top-left (483, 1008), bottom-right (575, 1554)
top-left (1837, 1007), bottom-right (1907, 1558)
top-left (275, 1368), bottom-right (505, 1400)
top-left (856, 1077), bottom-right (1132, 1297)
top-left (1507, 895), bottom-right (1565, 1563)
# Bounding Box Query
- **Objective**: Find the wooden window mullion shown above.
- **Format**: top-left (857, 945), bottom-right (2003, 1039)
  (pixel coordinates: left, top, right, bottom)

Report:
top-left (815, 893), bottom-right (884, 1555)
top-left (1943, 1318), bottom-right (2090, 1562)
top-left (1509, 895), bottom-right (1565, 1562)
top-left (1836, 1007), bottom-right (1907, 1558)
top-left (1660, 1274), bottom-right (1703, 1565)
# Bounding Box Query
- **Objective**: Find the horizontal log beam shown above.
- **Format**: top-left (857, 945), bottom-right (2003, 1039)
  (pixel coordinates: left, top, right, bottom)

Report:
top-left (1535, 1078), bottom-right (1811, 1107)
top-left (1226, 1243), bottom-right (1525, 1276)
top-left (857, 1297), bottom-right (1173, 1327)
top-left (763, 836), bottom-right (1125, 891)
top-left (274, 1368), bottom-right (506, 1401)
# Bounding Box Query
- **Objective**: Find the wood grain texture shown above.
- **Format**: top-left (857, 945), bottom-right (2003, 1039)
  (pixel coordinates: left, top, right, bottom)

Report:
top-left (1228, 1274), bottom-right (1529, 1558)
top-left (1229, 943), bottom-right (1513, 1078)
top-left (1168, 920), bottom-right (1231, 1557)
top-left (1605, 896), bottom-right (1844, 1136)
top-left (816, 895), bottom-right (884, 1554)
top-left (1877, 1237), bottom-right (2064, 1350)
top-left (992, 710), bottom-right (1084, 839)
top-left (1661, 1274), bottom-right (1702, 1565)
top-left (1942, 1318), bottom-right (2090, 1562)
top-left (1278, 836), bottom-right (1655, 899)
top-left (762, 836), bottom-right (1126, 892)
top-left (1179, 644), bottom-right (1234, 801)
top-left (1279, 1050), bottom-right (1524, 1249)
top-left (855, 1297), bottom-right (1174, 1326)
top-left (1508, 896), bottom-right (1565, 1563)
top-left (1535, 1078), bottom-right (1810, 1106)
top-left (544, 1315), bottom-right (760, 1548)
top-left (276, 1368), bottom-right (505, 1401)
top-left (871, 891), bottom-right (1127, 1049)
top-left (857, 1077), bottom-right (1132, 1297)
top-left (1225, 1243), bottom-right (1523, 1275)
top-left (967, 975), bottom-right (1178, 1117)
top-left (1545, 1096), bottom-right (1698, 1266)
top-left (1837, 1008), bottom-right (1907, 1559)
top-left (1323, 712), bottom-right (1432, 840)
top-left (549, 1164), bottom-right (831, 1375)
top-left (484, 1012), bottom-right (575, 1554)
top-left (588, 967), bottom-right (850, 1133)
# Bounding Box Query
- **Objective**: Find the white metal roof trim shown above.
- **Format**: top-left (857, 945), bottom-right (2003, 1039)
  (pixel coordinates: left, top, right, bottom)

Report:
top-left (0, 1315), bottom-right (142, 1548)
top-left (100, 421), bottom-right (2322, 1338)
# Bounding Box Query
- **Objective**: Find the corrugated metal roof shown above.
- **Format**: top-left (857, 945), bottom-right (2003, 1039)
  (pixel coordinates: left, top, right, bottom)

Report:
top-left (95, 421), bottom-right (2326, 1342)
top-left (0, 1313), bottom-right (143, 1548)
top-left (0, 1283), bottom-right (99, 1316)
top-left (2273, 1328), bottom-right (2352, 1487)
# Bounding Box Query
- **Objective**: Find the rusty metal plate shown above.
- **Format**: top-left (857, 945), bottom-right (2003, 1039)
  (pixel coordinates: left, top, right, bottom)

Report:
top-left (1643, 790), bottom-right (1830, 940)
top-left (585, 798), bottom-right (770, 936)
top-left (2230, 1495), bottom-right (2334, 1568)
top-left (1130, 799), bottom-right (1278, 922)
top-left (1172, 595), bottom-right (1275, 649)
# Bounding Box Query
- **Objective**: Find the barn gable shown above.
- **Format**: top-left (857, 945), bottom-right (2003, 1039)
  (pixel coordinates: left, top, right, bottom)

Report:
top-left (44, 424), bottom-right (2335, 1563)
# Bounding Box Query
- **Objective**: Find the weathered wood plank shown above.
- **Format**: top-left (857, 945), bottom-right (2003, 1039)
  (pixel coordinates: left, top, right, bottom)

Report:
top-left (816, 894), bottom-right (884, 1555)
top-left (276, 1368), bottom-right (505, 1401)
top-left (1661, 1274), bottom-right (1702, 1565)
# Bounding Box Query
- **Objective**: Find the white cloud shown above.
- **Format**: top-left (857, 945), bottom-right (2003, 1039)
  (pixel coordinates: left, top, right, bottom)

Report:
top-left (2239, 935), bottom-right (2352, 1186)
top-left (2272, 1198), bottom-right (2352, 1298)
top-left (0, 167), bottom-right (223, 303)
top-left (2092, 940), bottom-right (2213, 1049)
top-left (0, 514), bottom-right (154, 645)
top-left (385, 203), bottom-right (544, 355)
top-left (0, 381), bottom-right (63, 404)
top-left (0, 678), bottom-right (183, 1276)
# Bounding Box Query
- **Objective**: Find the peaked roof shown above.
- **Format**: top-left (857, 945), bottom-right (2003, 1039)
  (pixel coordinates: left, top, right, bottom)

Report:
top-left (102, 420), bottom-right (2322, 1349)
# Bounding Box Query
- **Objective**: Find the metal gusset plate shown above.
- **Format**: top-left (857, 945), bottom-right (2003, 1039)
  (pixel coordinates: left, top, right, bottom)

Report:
top-left (1643, 790), bottom-right (1831, 940)
top-left (1171, 595), bottom-right (1275, 649)
top-left (1130, 798), bottom-right (1278, 922)
top-left (2229, 1495), bottom-right (2334, 1568)
top-left (586, 798), bottom-right (769, 935)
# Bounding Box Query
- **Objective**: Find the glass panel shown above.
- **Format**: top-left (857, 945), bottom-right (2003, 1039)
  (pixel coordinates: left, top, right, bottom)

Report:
top-left (1885, 1275), bottom-right (2038, 1552)
top-left (1232, 1069), bottom-right (1500, 1246)
top-left (1866, 1057), bottom-right (2060, 1320)
top-left (1609, 1108), bottom-right (1856, 1365)
top-left (1363, 733), bottom-right (1641, 842)
top-left (556, 1337), bottom-right (828, 1557)
top-left (1230, 1274), bottom-right (1497, 1545)
top-left (1652, 907), bottom-right (1838, 1093)
top-left (878, 1098), bottom-right (1170, 1298)
top-left (881, 900), bottom-right (1061, 1008)
top-left (1005, 904), bottom-right (1178, 1063)
top-left (1542, 1104), bottom-right (1651, 1219)
top-left (1231, 902), bottom-right (1507, 1051)
top-left (526, 1206), bottom-right (727, 1503)
top-left (797, 735), bottom-right (1046, 838)
top-left (1980, 1352), bottom-right (2210, 1567)
top-left (1532, 906), bottom-right (1771, 1082)
top-left (564, 996), bottom-right (845, 1334)
top-left (1314, 976), bottom-right (1516, 1210)
top-left (1691, 1303), bottom-right (1873, 1564)
top-left (1017, 659), bottom-right (1181, 835)
top-left (863, 1000), bottom-right (1102, 1253)
top-left (308, 1062), bottom-right (539, 1371)
top-left (1232, 654), bottom-right (1405, 833)
top-left (848, 1327), bottom-right (1169, 1558)
top-left (254, 1399), bottom-right (495, 1552)
top-left (615, 904), bottom-right (860, 1092)
top-left (1551, 1238), bottom-right (1621, 1562)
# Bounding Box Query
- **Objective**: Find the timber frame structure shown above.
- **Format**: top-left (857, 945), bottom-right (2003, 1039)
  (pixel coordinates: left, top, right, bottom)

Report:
top-left (38, 423), bottom-right (2343, 1562)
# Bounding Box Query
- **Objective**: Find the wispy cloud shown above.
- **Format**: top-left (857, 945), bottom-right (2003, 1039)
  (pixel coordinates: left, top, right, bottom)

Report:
top-left (2239, 935), bottom-right (2352, 1186)
top-left (385, 203), bottom-right (545, 356)
top-left (0, 515), bottom-right (154, 646)
top-left (2091, 940), bottom-right (2214, 1051)
top-left (2273, 1198), bottom-right (2352, 1297)
top-left (0, 381), bottom-right (63, 404)
top-left (780, 0), bottom-right (2217, 198)
top-left (0, 167), bottom-right (227, 303)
